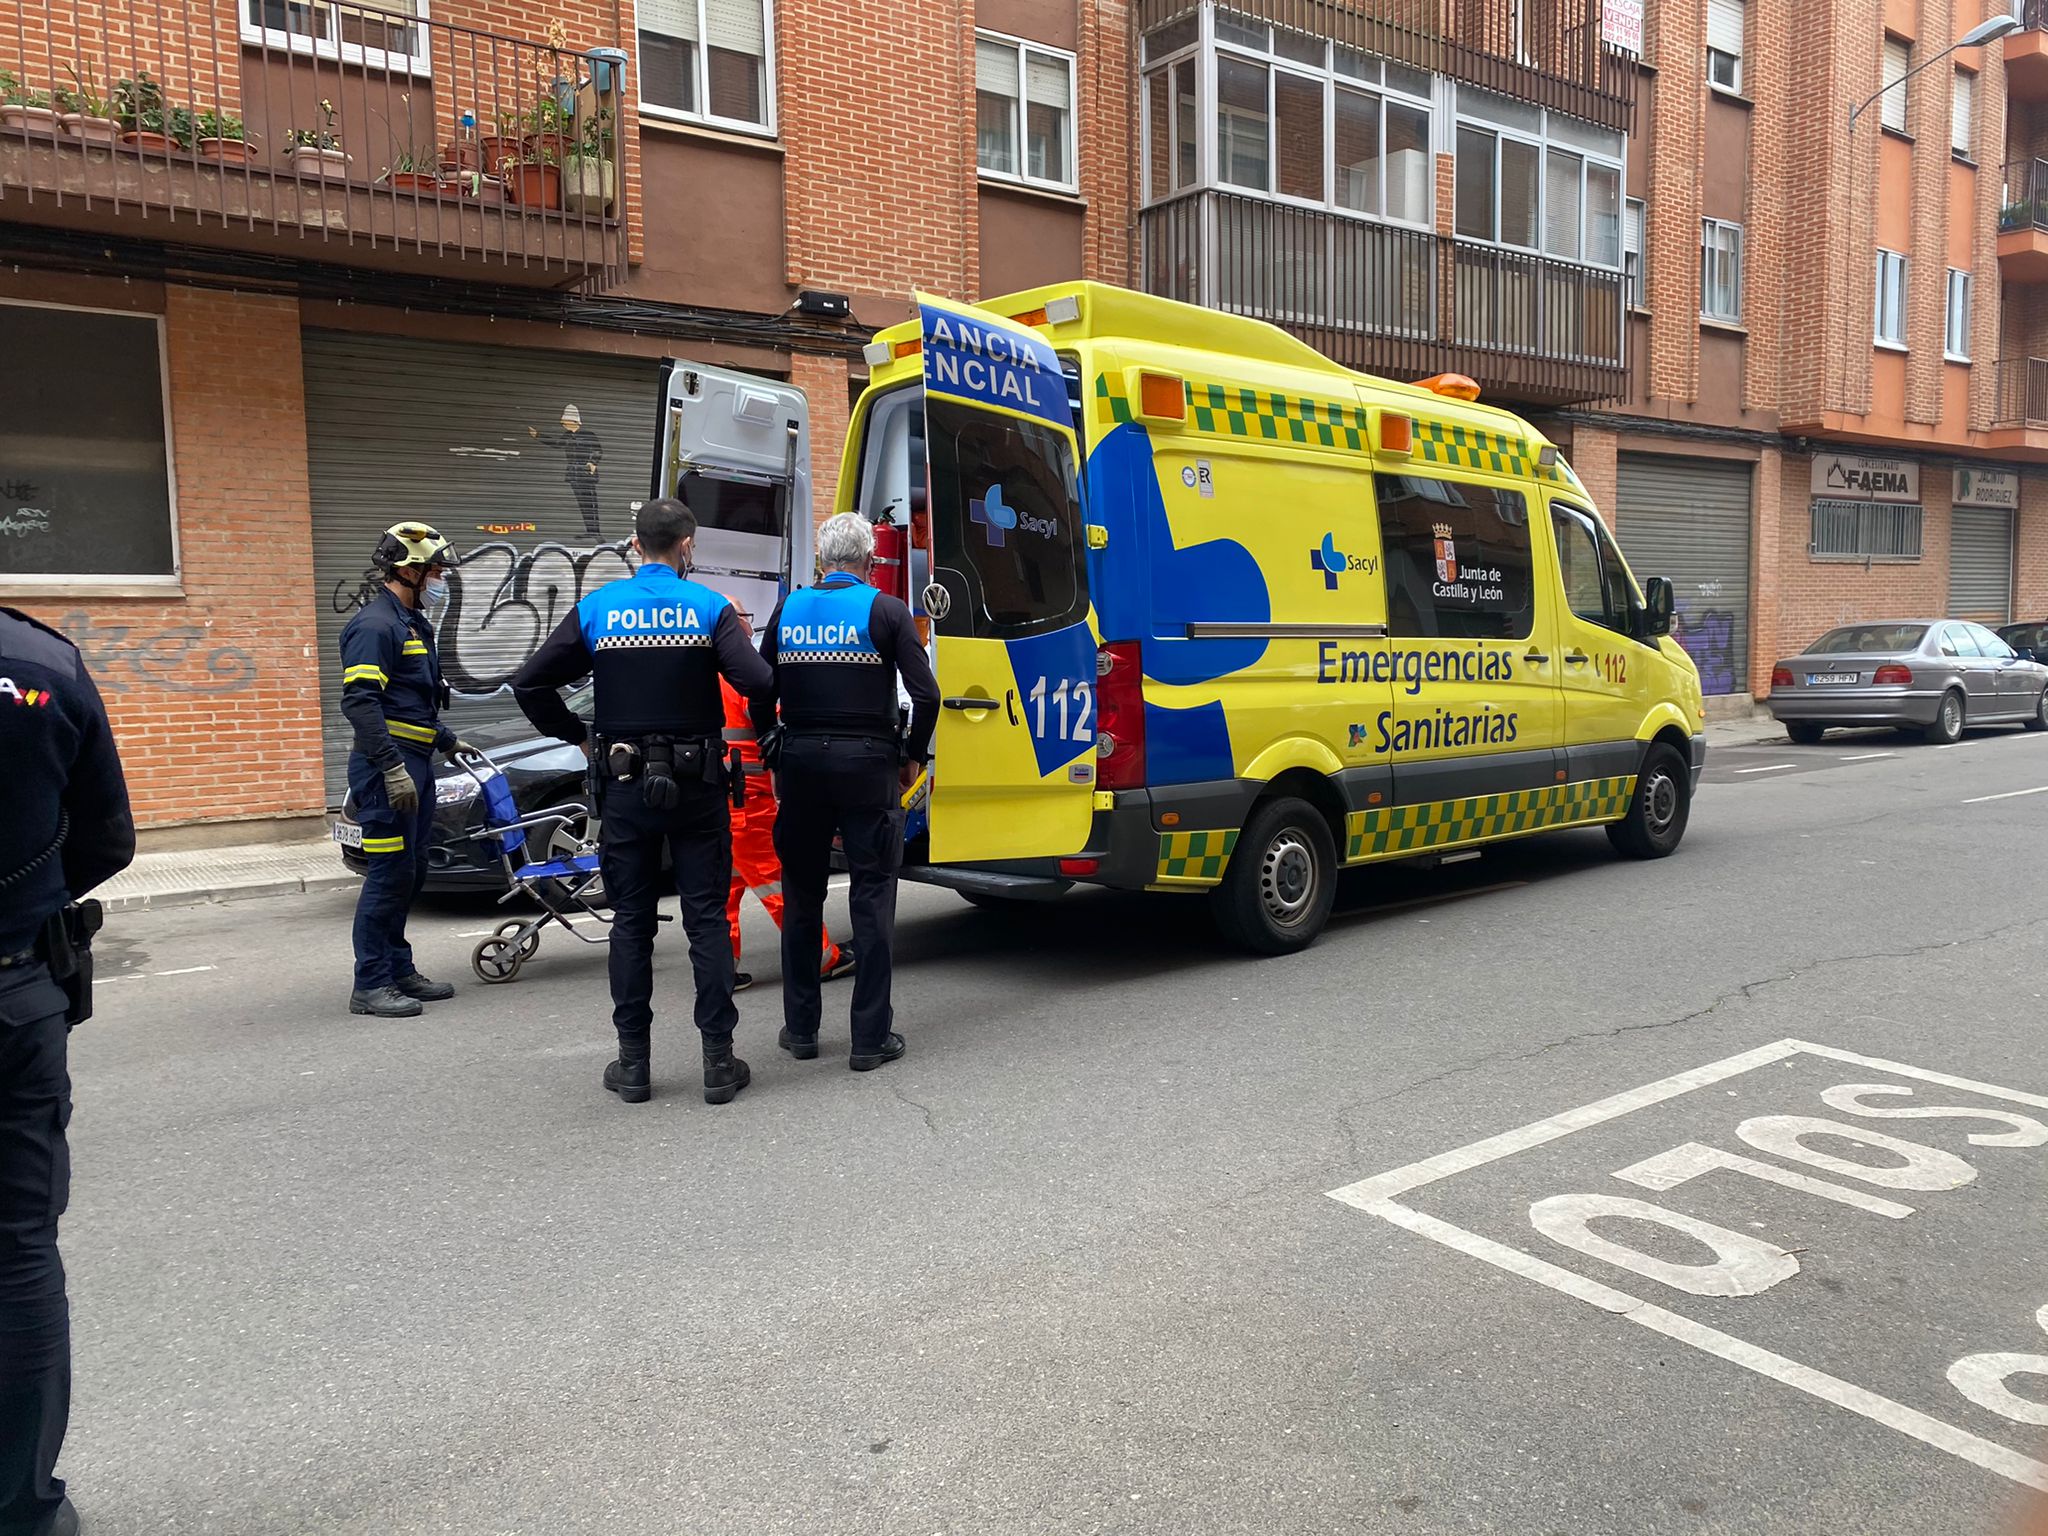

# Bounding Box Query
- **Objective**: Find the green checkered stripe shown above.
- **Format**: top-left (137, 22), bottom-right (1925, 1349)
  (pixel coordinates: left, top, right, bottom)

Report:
top-left (1187, 382), bottom-right (1367, 451)
top-left (1344, 776), bottom-right (1636, 861)
top-left (1095, 373), bottom-right (1135, 427)
top-left (1412, 419), bottom-right (1546, 477)
top-left (1156, 829), bottom-right (1239, 884)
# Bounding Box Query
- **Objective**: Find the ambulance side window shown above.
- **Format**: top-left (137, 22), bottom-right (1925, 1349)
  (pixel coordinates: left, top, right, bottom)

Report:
top-left (926, 396), bottom-right (1088, 639)
top-left (1551, 504), bottom-right (1627, 633)
top-left (1375, 473), bottom-right (1535, 641)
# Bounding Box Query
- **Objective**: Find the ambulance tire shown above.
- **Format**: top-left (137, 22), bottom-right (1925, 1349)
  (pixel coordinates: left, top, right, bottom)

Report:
top-left (1211, 796), bottom-right (1338, 956)
top-left (1607, 743), bottom-right (1690, 860)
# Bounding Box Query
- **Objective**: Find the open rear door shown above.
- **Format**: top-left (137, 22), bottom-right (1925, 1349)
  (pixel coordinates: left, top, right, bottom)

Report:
top-left (652, 360), bottom-right (812, 634)
top-left (916, 294), bottom-right (1096, 864)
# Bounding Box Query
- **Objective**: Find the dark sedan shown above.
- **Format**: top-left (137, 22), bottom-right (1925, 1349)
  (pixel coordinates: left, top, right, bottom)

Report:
top-left (335, 686), bottom-right (594, 892)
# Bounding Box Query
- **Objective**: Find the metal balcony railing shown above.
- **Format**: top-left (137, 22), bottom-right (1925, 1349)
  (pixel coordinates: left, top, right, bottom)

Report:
top-left (1140, 189), bottom-right (1627, 406)
top-left (2000, 159), bottom-right (2048, 234)
top-left (2023, 0), bottom-right (2048, 29)
top-left (0, 0), bottom-right (628, 288)
top-left (1993, 357), bottom-right (2048, 427)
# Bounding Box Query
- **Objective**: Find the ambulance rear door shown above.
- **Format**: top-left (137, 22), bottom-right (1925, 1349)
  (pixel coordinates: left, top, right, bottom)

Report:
top-left (653, 359), bottom-right (812, 634)
top-left (916, 293), bottom-right (1096, 864)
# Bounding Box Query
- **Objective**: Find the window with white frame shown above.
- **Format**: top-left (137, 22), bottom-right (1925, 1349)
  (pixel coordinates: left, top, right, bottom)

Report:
top-left (1624, 197), bottom-right (1647, 308)
top-left (637, 0), bottom-right (772, 133)
top-left (1945, 268), bottom-right (1972, 360)
top-left (243, 0), bottom-right (429, 73)
top-left (1875, 248), bottom-right (1909, 347)
top-left (976, 32), bottom-right (1077, 191)
top-left (1881, 37), bottom-right (1911, 135)
top-left (1700, 217), bottom-right (1743, 323)
top-left (1952, 68), bottom-right (1975, 158)
top-left (1452, 88), bottom-right (1625, 270)
top-left (1138, 12), bottom-right (1435, 224)
top-left (0, 300), bottom-right (179, 586)
top-left (1706, 0), bottom-right (1743, 92)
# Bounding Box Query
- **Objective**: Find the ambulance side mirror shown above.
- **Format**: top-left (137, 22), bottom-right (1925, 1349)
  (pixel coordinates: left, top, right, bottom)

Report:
top-left (1642, 577), bottom-right (1675, 639)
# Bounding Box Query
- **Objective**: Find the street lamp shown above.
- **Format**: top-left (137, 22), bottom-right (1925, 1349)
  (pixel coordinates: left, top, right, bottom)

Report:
top-left (1833, 6), bottom-right (2021, 403)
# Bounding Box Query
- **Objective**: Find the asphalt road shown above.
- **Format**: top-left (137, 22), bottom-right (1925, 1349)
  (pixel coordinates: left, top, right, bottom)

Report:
top-left (62, 723), bottom-right (2048, 1536)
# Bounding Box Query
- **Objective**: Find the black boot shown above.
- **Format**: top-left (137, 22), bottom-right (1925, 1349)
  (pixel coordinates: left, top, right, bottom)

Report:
top-left (850, 1033), bottom-right (907, 1072)
top-left (394, 972), bottom-right (455, 1002)
top-left (778, 1026), bottom-right (819, 1060)
top-left (349, 986), bottom-right (422, 1018)
top-left (603, 1054), bottom-right (652, 1104)
top-left (703, 1039), bottom-right (751, 1105)
top-left (32, 1498), bottom-right (80, 1536)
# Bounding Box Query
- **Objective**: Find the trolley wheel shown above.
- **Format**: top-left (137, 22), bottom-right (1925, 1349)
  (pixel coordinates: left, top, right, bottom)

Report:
top-left (494, 918), bottom-right (541, 958)
top-left (471, 935), bottom-right (525, 984)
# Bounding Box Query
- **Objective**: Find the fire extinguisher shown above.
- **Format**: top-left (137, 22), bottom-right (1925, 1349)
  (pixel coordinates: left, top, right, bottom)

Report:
top-left (871, 516), bottom-right (909, 604)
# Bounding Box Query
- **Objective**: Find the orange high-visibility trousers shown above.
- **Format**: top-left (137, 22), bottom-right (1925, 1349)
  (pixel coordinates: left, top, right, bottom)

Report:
top-left (728, 782), bottom-right (840, 971)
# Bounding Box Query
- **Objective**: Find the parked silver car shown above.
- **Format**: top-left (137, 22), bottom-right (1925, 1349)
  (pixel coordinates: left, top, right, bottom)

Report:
top-left (1767, 620), bottom-right (2048, 744)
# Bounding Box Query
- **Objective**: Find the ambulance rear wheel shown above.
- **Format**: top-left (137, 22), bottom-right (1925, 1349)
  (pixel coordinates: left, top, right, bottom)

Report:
top-left (1607, 743), bottom-right (1690, 860)
top-left (1211, 796), bottom-right (1337, 956)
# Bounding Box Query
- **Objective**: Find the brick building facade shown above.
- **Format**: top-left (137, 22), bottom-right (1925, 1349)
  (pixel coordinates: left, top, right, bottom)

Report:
top-left (5, 0), bottom-right (2047, 834)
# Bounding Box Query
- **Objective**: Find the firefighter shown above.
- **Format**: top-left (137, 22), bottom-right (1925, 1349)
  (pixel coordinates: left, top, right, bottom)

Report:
top-left (339, 525), bottom-right (470, 1019)
top-left (719, 604), bottom-right (854, 992)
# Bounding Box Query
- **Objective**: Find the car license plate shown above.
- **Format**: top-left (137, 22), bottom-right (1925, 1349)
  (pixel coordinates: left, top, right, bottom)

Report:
top-left (1807, 672), bottom-right (1860, 686)
top-left (331, 820), bottom-right (364, 849)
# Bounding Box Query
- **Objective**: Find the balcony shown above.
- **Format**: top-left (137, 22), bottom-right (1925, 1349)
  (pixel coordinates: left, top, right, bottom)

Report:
top-left (1141, 189), bottom-right (1627, 407)
top-left (0, 0), bottom-right (627, 290)
top-left (1138, 0), bottom-right (1636, 132)
top-left (1998, 160), bottom-right (2048, 283)
top-left (2009, 0), bottom-right (2048, 102)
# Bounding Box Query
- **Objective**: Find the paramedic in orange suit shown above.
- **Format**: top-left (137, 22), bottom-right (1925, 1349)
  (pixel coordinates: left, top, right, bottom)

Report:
top-left (721, 606), bottom-right (854, 993)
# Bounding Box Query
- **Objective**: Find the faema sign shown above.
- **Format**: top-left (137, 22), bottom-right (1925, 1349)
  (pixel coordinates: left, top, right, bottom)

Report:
top-left (1953, 467), bottom-right (2020, 511)
top-left (1602, 0), bottom-right (1643, 54)
top-left (1810, 453), bottom-right (1918, 504)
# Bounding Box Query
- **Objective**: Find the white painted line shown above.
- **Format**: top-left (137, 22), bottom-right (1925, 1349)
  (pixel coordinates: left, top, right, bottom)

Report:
top-left (1841, 752), bottom-right (1897, 762)
top-left (152, 965), bottom-right (216, 977)
top-left (1785, 1039), bottom-right (2048, 1110)
top-left (1962, 785), bottom-right (2048, 805)
top-left (1735, 763), bottom-right (1798, 774)
top-left (1365, 1201), bottom-right (2048, 1495)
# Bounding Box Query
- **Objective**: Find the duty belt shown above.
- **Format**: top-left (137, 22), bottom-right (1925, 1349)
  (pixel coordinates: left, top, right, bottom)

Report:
top-left (0, 945), bottom-right (39, 969)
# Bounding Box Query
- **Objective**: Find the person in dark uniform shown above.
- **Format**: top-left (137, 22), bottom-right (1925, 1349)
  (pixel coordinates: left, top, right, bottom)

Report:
top-left (754, 513), bottom-right (937, 1073)
top-left (528, 403), bottom-right (604, 539)
top-left (511, 498), bottom-right (772, 1105)
top-left (339, 524), bottom-right (470, 1019)
top-left (0, 607), bottom-right (135, 1536)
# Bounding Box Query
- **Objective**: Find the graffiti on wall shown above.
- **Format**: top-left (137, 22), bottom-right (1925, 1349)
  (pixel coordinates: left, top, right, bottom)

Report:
top-left (59, 612), bottom-right (258, 694)
top-left (439, 538), bottom-right (641, 696)
top-left (1671, 606), bottom-right (1738, 696)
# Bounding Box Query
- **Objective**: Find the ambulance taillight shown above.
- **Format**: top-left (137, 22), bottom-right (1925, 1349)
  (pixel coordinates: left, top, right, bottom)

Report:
top-left (1094, 641), bottom-right (1146, 791)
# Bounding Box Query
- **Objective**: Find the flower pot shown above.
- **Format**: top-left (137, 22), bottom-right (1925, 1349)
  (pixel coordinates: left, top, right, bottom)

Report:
top-left (290, 144), bottom-right (349, 177)
top-left (479, 134), bottom-right (522, 174)
top-left (120, 129), bottom-right (174, 154)
top-left (198, 137), bottom-right (252, 164)
top-left (562, 157), bottom-right (616, 216)
top-left (462, 174), bottom-right (505, 206)
top-left (59, 113), bottom-right (119, 144)
top-left (389, 170), bottom-right (444, 194)
top-left (1, 104), bottom-right (60, 135)
top-left (506, 161), bottom-right (561, 209)
top-left (523, 131), bottom-right (570, 163)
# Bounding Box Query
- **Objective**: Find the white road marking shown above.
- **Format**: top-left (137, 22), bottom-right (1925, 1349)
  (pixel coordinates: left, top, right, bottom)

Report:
top-left (1962, 785), bottom-right (2048, 804)
top-left (1326, 1039), bottom-right (2048, 1493)
top-left (1736, 763), bottom-right (1798, 774)
top-left (97, 964), bottom-right (218, 987)
top-left (1842, 752), bottom-right (1897, 762)
top-left (153, 965), bottom-right (216, 977)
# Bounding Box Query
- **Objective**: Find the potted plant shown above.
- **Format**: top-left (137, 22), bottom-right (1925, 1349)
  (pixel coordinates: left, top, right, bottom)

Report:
top-left (0, 71), bottom-right (59, 135)
top-left (561, 105), bottom-right (616, 216)
top-left (380, 144), bottom-right (451, 194)
top-left (457, 167), bottom-right (504, 206)
top-left (502, 141), bottom-right (560, 210)
top-left (194, 107), bottom-right (251, 163)
top-left (112, 72), bottom-right (184, 153)
top-left (55, 64), bottom-right (118, 142)
top-left (479, 108), bottom-right (524, 180)
top-left (520, 93), bottom-right (574, 166)
top-left (287, 98), bottom-right (347, 176)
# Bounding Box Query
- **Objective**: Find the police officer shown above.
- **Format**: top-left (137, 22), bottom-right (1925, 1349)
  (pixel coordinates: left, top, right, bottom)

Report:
top-left (339, 524), bottom-right (469, 1019)
top-left (0, 608), bottom-right (135, 1536)
top-left (511, 498), bottom-right (772, 1105)
top-left (754, 513), bottom-right (937, 1072)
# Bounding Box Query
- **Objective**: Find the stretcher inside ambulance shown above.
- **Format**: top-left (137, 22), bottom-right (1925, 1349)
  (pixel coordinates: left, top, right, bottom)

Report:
top-left (842, 283), bottom-right (1704, 954)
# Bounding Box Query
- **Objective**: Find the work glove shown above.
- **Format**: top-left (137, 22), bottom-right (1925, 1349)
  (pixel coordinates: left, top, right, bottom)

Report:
top-left (382, 762), bottom-right (420, 814)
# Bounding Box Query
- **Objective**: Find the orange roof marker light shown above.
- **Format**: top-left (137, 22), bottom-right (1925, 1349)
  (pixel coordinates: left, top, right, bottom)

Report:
top-left (1417, 372), bottom-right (1482, 402)
top-left (1132, 368), bottom-right (1187, 425)
top-left (1377, 412), bottom-right (1414, 455)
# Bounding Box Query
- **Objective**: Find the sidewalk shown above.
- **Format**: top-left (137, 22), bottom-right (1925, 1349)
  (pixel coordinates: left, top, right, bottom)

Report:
top-left (99, 714), bottom-right (1790, 913)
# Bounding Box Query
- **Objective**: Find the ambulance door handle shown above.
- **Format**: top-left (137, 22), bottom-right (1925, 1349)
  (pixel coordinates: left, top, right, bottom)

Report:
top-left (1564, 651), bottom-right (1590, 665)
top-left (944, 695), bottom-right (997, 714)
top-left (1524, 649), bottom-right (1550, 664)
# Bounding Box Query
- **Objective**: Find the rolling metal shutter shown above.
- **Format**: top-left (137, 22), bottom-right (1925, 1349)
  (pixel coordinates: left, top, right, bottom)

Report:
top-left (1613, 453), bottom-right (1753, 697)
top-left (303, 331), bottom-right (662, 801)
top-left (1947, 507), bottom-right (2012, 624)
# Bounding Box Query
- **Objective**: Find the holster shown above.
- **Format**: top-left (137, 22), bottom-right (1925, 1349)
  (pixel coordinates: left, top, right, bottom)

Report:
top-left (728, 746), bottom-right (747, 809)
top-left (42, 899), bottom-right (103, 1029)
top-left (598, 733), bottom-right (716, 813)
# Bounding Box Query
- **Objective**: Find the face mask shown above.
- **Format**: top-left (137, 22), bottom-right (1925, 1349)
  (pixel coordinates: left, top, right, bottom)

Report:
top-left (423, 576), bottom-right (450, 607)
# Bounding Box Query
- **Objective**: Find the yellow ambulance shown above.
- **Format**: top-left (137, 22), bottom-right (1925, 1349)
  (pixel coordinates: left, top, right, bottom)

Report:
top-left (844, 283), bottom-right (1705, 953)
